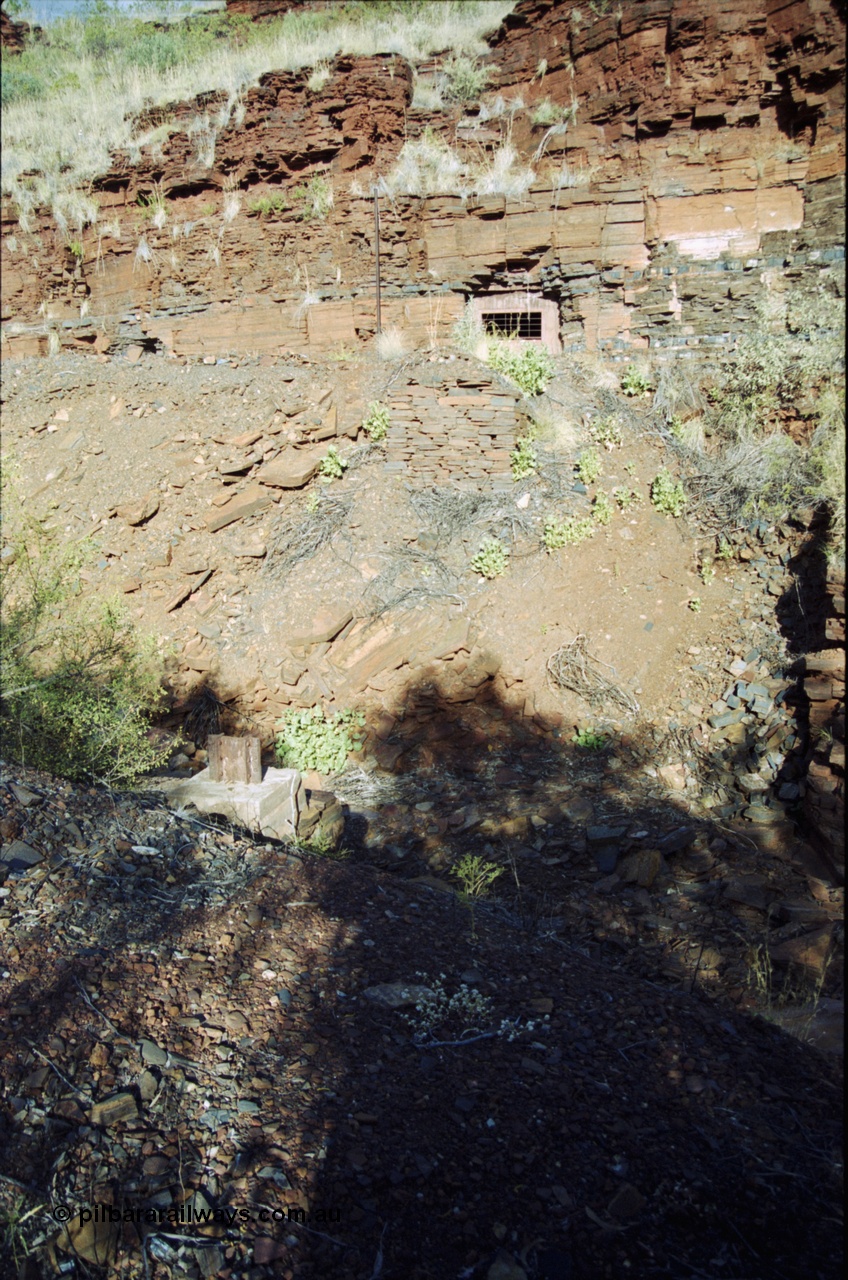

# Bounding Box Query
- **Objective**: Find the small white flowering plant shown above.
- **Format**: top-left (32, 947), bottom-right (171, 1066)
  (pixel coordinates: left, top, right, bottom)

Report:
top-left (400, 973), bottom-right (547, 1047)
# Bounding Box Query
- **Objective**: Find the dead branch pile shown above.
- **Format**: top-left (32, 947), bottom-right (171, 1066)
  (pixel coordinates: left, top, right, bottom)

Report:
top-left (546, 633), bottom-right (640, 716)
top-left (364, 545), bottom-right (463, 617)
top-left (264, 494), bottom-right (353, 575)
top-left (410, 487), bottom-right (507, 545)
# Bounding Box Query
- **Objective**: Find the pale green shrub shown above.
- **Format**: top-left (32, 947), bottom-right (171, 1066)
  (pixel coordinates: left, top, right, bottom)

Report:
top-left (0, 509), bottom-right (168, 786)
top-left (650, 468), bottom-right (687, 517)
top-left (588, 414), bottom-right (622, 450)
top-left (318, 444), bottom-right (347, 481)
top-left (487, 342), bottom-right (553, 396)
top-left (362, 402), bottom-right (390, 441)
top-left (592, 490), bottom-right (613, 525)
top-left (471, 537), bottom-right (509, 578)
top-left (274, 706), bottom-right (365, 775)
top-left (575, 448), bottom-right (601, 485)
top-left (544, 515), bottom-right (595, 550)
top-left (510, 436), bottom-right (538, 480)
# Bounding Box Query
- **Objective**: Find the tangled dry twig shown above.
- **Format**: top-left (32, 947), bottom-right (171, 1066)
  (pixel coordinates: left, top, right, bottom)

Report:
top-left (546, 633), bottom-right (640, 716)
top-left (264, 494), bottom-right (352, 575)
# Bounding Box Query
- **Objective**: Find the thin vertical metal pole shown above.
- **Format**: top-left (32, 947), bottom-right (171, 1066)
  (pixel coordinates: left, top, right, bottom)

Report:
top-left (373, 189), bottom-right (382, 335)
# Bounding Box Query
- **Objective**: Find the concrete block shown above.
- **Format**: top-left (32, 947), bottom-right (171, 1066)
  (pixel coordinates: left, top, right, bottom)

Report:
top-left (161, 766), bottom-right (304, 842)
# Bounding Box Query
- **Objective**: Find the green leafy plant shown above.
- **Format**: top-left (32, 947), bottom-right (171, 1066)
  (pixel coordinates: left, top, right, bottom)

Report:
top-left (716, 537), bottom-right (734, 560)
top-left (544, 515), bottom-right (594, 550)
top-left (453, 851), bottom-right (504, 898)
top-left (292, 174), bottom-right (333, 221)
top-left (362, 401), bottom-right (390, 441)
top-left (573, 727), bottom-right (607, 750)
top-left (510, 435), bottom-right (538, 480)
top-left (0, 509), bottom-right (169, 786)
top-left (452, 853), bottom-right (503, 940)
top-left (471, 537), bottom-right (509, 579)
top-left (274, 705), bottom-right (365, 776)
top-left (441, 53), bottom-right (491, 102)
top-left (698, 557), bottom-right (715, 585)
top-left (318, 444), bottom-right (348, 481)
top-left (588, 414), bottom-right (622, 450)
top-left (650, 468), bottom-right (687, 517)
top-left (576, 448), bottom-right (601, 485)
top-left (612, 486), bottom-right (641, 510)
top-left (621, 363), bottom-right (653, 397)
top-left (688, 597), bottom-right (702, 612)
top-left (249, 192), bottom-right (286, 217)
top-left (487, 342), bottom-right (553, 396)
top-left (592, 490), bottom-right (613, 526)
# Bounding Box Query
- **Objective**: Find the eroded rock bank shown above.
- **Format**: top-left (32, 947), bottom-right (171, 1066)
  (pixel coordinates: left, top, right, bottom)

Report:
top-left (2, 0), bottom-right (844, 361)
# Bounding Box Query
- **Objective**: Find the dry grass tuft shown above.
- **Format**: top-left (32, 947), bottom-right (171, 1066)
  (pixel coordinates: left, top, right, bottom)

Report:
top-left (2, 2), bottom-right (514, 230)
top-left (381, 130), bottom-right (535, 201)
top-left (375, 326), bottom-right (410, 360)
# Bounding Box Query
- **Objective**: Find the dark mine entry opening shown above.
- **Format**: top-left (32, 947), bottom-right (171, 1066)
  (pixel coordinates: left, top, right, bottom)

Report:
top-left (481, 310), bottom-right (543, 340)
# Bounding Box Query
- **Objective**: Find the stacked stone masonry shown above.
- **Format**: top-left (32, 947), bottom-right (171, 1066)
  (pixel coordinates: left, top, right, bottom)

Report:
top-left (803, 565), bottom-right (846, 883)
top-left (385, 365), bottom-right (522, 490)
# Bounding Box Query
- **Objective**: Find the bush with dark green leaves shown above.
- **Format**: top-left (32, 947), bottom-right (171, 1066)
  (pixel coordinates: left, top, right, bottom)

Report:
top-left (0, 514), bottom-right (168, 786)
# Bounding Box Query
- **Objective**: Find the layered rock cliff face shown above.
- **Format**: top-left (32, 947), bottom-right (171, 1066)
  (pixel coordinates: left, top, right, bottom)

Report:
top-left (0, 0), bottom-right (843, 360)
top-left (0, 1), bottom-right (36, 53)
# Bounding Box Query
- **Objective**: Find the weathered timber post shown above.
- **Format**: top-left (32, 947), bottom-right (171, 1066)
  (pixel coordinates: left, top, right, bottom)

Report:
top-left (207, 734), bottom-right (262, 785)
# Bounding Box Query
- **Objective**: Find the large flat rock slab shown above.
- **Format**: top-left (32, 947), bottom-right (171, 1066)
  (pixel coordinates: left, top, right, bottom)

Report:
top-left (258, 449), bottom-right (322, 489)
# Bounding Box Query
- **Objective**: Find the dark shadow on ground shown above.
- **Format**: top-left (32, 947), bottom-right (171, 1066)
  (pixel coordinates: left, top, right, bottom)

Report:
top-left (777, 512), bottom-right (833, 656)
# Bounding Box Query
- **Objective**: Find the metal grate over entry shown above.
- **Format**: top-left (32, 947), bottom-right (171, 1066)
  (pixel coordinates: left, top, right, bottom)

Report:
top-left (481, 311), bottom-right (543, 340)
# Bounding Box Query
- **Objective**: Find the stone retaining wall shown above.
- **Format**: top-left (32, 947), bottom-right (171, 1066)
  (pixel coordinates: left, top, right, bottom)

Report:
top-left (384, 363), bottom-right (522, 489)
top-left (803, 564), bottom-right (846, 882)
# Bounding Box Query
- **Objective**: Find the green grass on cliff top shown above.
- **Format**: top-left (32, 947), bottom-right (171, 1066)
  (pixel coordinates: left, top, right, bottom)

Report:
top-left (1, 0), bottom-right (514, 230)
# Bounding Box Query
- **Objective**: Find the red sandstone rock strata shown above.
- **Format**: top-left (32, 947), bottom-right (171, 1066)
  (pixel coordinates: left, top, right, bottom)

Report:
top-left (1, 0), bottom-right (843, 360)
top-left (0, 0), bottom-right (37, 52)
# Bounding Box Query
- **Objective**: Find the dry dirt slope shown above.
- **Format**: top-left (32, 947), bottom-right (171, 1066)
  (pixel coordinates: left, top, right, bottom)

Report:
top-left (0, 344), bottom-right (818, 733)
